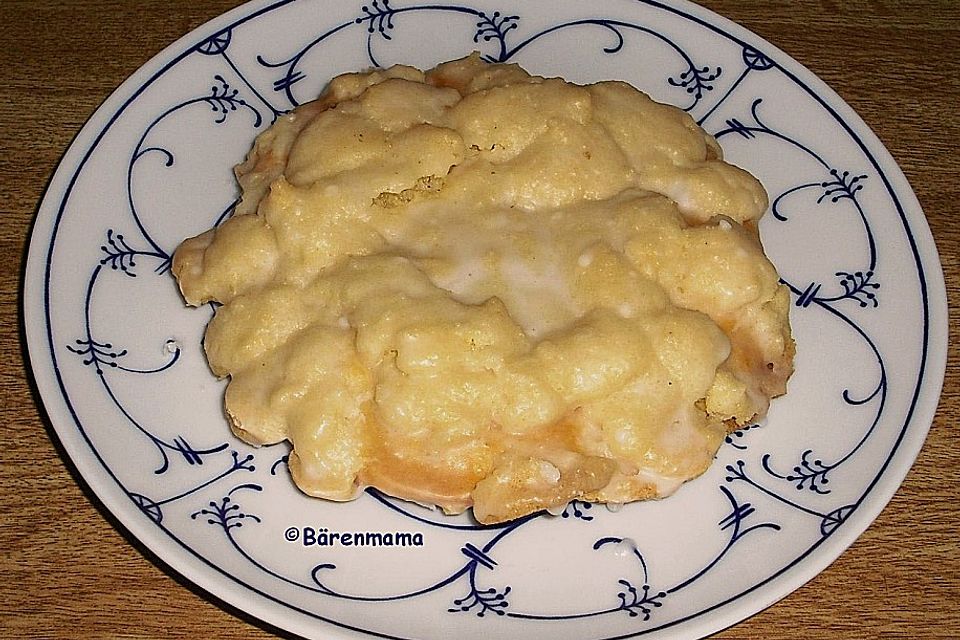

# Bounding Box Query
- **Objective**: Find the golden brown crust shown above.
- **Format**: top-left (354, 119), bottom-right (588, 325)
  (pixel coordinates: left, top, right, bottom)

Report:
top-left (173, 55), bottom-right (793, 524)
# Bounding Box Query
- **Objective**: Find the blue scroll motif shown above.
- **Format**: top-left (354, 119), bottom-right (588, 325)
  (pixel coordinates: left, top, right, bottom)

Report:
top-left (66, 0), bottom-right (893, 632)
top-left (68, 73), bottom-right (264, 521)
top-left (706, 94), bottom-right (886, 519)
top-left (196, 30), bottom-right (288, 122)
top-left (448, 543), bottom-right (512, 616)
top-left (132, 451), bottom-right (255, 524)
top-left (190, 481), bottom-right (776, 624)
top-left (256, 0), bottom-right (721, 111)
top-left (508, 536), bottom-right (667, 621)
top-left (562, 500), bottom-right (595, 521)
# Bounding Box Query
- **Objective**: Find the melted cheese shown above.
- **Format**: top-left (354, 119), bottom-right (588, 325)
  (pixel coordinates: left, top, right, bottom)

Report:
top-left (172, 54), bottom-right (794, 524)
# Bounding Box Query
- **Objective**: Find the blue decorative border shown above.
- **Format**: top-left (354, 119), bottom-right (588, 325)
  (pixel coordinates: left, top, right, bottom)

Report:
top-left (34, 0), bottom-right (934, 638)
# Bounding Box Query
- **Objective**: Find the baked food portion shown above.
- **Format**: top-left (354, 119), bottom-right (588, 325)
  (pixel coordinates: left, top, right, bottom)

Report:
top-left (173, 54), bottom-right (793, 524)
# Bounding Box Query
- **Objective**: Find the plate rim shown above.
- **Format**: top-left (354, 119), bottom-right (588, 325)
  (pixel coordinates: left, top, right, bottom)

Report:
top-left (22, 0), bottom-right (949, 638)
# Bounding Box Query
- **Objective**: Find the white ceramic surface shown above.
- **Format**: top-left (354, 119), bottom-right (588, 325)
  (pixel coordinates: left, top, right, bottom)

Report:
top-left (24, 1), bottom-right (948, 638)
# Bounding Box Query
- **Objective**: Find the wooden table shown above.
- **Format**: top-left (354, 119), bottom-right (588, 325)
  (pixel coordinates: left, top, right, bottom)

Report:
top-left (2, 1), bottom-right (957, 638)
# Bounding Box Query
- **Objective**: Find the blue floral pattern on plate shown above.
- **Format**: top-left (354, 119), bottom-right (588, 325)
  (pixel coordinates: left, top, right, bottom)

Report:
top-left (24, 1), bottom-right (946, 638)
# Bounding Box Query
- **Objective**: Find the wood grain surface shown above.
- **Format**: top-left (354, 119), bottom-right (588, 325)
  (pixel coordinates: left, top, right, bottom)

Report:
top-left (1, 1), bottom-right (957, 638)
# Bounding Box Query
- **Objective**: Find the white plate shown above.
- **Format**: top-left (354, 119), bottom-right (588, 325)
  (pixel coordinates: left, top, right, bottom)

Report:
top-left (24, 1), bottom-right (947, 638)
